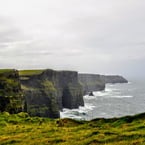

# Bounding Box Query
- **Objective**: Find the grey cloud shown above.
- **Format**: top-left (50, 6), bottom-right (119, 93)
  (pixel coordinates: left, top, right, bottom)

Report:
top-left (0, 18), bottom-right (22, 43)
top-left (0, 0), bottom-right (145, 78)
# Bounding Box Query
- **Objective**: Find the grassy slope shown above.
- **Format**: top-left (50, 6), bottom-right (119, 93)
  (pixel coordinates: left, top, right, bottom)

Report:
top-left (18, 69), bottom-right (76, 76)
top-left (18, 70), bottom-right (45, 76)
top-left (0, 112), bottom-right (145, 145)
top-left (0, 69), bottom-right (14, 74)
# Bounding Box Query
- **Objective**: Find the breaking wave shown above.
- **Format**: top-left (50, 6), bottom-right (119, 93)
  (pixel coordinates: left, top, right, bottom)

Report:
top-left (60, 103), bottom-right (96, 120)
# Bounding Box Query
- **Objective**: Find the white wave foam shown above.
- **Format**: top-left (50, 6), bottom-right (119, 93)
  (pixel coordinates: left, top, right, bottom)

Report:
top-left (60, 111), bottom-right (83, 119)
top-left (81, 103), bottom-right (96, 111)
top-left (111, 88), bottom-right (120, 91)
top-left (84, 89), bottom-right (115, 98)
top-left (110, 95), bottom-right (133, 98)
top-left (93, 91), bottom-right (106, 96)
top-left (105, 88), bottom-right (113, 92)
top-left (93, 90), bottom-right (113, 97)
top-left (83, 95), bottom-right (96, 100)
top-left (60, 103), bottom-right (96, 119)
top-left (108, 84), bottom-right (114, 87)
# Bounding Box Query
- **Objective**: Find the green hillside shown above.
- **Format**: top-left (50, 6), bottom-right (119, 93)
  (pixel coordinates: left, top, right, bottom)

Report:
top-left (0, 112), bottom-right (145, 145)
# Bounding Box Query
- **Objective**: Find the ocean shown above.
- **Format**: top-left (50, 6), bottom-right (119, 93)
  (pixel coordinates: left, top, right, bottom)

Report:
top-left (60, 79), bottom-right (145, 120)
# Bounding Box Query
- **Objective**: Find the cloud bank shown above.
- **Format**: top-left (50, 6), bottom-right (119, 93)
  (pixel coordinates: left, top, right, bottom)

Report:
top-left (0, 0), bottom-right (145, 78)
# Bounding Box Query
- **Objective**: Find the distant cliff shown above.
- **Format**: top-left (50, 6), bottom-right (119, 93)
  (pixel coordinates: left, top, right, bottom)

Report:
top-left (19, 69), bottom-right (84, 118)
top-left (78, 74), bottom-right (105, 94)
top-left (0, 69), bottom-right (22, 113)
top-left (78, 74), bottom-right (128, 94)
top-left (100, 75), bottom-right (128, 84)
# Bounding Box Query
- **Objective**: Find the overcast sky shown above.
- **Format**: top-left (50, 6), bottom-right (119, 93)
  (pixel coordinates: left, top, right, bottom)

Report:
top-left (0, 0), bottom-right (145, 78)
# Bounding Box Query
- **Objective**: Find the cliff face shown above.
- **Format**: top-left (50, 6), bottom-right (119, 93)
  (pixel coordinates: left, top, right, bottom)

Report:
top-left (0, 69), bottom-right (22, 113)
top-left (20, 69), bottom-right (84, 118)
top-left (57, 71), bottom-right (84, 109)
top-left (100, 75), bottom-right (128, 84)
top-left (78, 74), bottom-right (105, 94)
top-left (78, 74), bottom-right (128, 94)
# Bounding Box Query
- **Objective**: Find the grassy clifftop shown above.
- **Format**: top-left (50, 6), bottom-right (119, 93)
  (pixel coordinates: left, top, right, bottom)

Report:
top-left (0, 69), bottom-right (14, 73)
top-left (19, 70), bottom-right (45, 76)
top-left (0, 112), bottom-right (145, 145)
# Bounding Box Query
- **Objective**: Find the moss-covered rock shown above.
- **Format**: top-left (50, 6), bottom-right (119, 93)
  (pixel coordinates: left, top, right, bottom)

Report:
top-left (21, 79), bottom-right (59, 118)
top-left (0, 69), bottom-right (22, 113)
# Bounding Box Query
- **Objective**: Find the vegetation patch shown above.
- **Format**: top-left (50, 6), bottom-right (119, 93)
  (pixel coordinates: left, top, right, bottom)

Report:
top-left (0, 70), bottom-right (22, 114)
top-left (0, 112), bottom-right (145, 144)
top-left (18, 70), bottom-right (45, 76)
top-left (0, 69), bottom-right (14, 73)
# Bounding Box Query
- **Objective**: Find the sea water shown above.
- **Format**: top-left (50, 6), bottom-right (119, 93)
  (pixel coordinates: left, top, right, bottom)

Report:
top-left (60, 79), bottom-right (145, 120)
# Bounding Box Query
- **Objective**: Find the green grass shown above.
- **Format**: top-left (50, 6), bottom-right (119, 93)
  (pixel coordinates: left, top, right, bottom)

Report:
top-left (0, 112), bottom-right (145, 145)
top-left (18, 70), bottom-right (45, 76)
top-left (18, 69), bottom-right (76, 76)
top-left (0, 69), bottom-right (14, 74)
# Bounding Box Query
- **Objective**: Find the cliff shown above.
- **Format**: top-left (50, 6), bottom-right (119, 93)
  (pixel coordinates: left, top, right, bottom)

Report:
top-left (0, 69), bottom-right (22, 113)
top-left (100, 75), bottom-right (128, 84)
top-left (19, 69), bottom-right (84, 118)
top-left (78, 74), bottom-right (128, 94)
top-left (0, 68), bottom-right (128, 119)
top-left (78, 74), bottom-right (105, 94)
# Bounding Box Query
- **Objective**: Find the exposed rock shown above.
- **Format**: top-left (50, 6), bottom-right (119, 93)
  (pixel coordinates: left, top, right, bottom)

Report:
top-left (78, 74), bottom-right (105, 94)
top-left (0, 69), bottom-right (22, 113)
top-left (20, 69), bottom-right (84, 118)
top-left (89, 91), bottom-right (94, 96)
top-left (100, 75), bottom-right (128, 84)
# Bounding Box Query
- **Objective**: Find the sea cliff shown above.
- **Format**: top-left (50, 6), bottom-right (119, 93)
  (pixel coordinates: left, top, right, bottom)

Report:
top-left (0, 69), bottom-right (128, 119)
top-left (78, 73), bottom-right (128, 94)
top-left (100, 75), bottom-right (128, 84)
top-left (19, 69), bottom-right (84, 118)
top-left (78, 74), bottom-right (105, 94)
